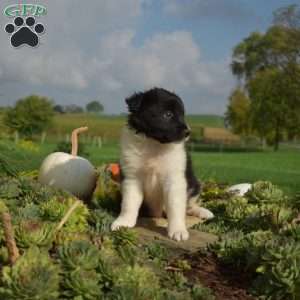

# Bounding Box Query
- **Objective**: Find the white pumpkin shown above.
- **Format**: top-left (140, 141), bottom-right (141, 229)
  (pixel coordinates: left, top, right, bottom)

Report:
top-left (227, 183), bottom-right (252, 196)
top-left (38, 127), bottom-right (96, 200)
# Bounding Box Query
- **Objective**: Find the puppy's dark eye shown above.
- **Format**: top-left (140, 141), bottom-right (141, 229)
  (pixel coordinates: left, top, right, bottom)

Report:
top-left (163, 111), bottom-right (173, 120)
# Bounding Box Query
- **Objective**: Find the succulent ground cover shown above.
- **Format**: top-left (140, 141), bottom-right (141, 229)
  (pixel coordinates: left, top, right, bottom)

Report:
top-left (193, 181), bottom-right (300, 300)
top-left (0, 162), bottom-right (299, 299)
top-left (0, 166), bottom-right (215, 300)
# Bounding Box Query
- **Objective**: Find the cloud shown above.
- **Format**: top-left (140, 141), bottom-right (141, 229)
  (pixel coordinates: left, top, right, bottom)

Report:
top-left (88, 30), bottom-right (234, 113)
top-left (92, 30), bottom-right (233, 96)
top-left (0, 0), bottom-right (143, 90)
top-left (163, 0), bottom-right (257, 24)
top-left (0, 47), bottom-right (88, 89)
top-left (0, 0), bottom-right (234, 114)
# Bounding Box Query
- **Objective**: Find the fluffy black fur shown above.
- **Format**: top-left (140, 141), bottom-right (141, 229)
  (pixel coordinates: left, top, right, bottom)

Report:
top-left (126, 88), bottom-right (189, 144)
top-left (125, 87), bottom-right (200, 200)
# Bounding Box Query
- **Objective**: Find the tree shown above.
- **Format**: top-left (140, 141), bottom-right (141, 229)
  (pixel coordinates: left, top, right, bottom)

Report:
top-left (231, 31), bottom-right (265, 82)
top-left (86, 101), bottom-right (104, 113)
top-left (225, 88), bottom-right (251, 136)
top-left (53, 105), bottom-right (65, 114)
top-left (273, 4), bottom-right (300, 29)
top-left (4, 95), bottom-right (54, 138)
top-left (248, 68), bottom-right (293, 151)
top-left (229, 4), bottom-right (300, 149)
top-left (65, 104), bottom-right (84, 114)
top-left (231, 7), bottom-right (300, 83)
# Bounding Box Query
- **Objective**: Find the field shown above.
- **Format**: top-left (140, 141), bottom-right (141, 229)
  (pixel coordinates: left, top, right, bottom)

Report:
top-left (1, 139), bottom-right (299, 195)
top-left (1, 114), bottom-right (300, 299)
top-left (0, 112), bottom-right (224, 142)
top-left (0, 113), bottom-right (299, 194)
top-left (39, 113), bottom-right (224, 141)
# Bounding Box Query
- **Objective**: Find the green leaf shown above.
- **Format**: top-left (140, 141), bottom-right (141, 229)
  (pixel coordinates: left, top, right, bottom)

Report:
top-left (15, 220), bottom-right (55, 249)
top-left (0, 247), bottom-right (60, 300)
top-left (58, 240), bottom-right (99, 270)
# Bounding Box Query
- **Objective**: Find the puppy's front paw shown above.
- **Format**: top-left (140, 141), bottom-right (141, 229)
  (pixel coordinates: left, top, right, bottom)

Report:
top-left (168, 226), bottom-right (189, 241)
top-left (111, 216), bottom-right (136, 231)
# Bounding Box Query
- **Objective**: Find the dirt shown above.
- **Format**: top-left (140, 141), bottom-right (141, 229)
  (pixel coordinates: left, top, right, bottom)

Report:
top-left (181, 252), bottom-right (256, 300)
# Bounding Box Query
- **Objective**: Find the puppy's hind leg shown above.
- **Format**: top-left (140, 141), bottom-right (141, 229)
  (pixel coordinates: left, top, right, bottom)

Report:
top-left (185, 154), bottom-right (213, 220)
top-left (187, 195), bottom-right (214, 220)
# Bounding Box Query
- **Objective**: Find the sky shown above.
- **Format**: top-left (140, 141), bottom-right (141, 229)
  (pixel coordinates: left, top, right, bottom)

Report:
top-left (0, 0), bottom-right (298, 115)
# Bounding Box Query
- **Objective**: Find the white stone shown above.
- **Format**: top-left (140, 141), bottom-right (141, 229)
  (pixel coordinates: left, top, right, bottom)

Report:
top-left (227, 183), bottom-right (252, 196)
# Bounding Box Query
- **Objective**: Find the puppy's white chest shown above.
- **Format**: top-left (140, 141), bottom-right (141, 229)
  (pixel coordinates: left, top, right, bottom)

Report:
top-left (142, 154), bottom-right (163, 178)
top-left (120, 127), bottom-right (186, 216)
top-left (140, 151), bottom-right (164, 206)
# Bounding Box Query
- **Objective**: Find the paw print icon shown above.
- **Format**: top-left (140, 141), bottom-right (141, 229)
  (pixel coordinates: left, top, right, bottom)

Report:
top-left (5, 16), bottom-right (45, 48)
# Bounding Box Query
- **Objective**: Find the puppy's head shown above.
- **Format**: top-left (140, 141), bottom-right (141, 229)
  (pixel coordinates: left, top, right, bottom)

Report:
top-left (126, 88), bottom-right (190, 143)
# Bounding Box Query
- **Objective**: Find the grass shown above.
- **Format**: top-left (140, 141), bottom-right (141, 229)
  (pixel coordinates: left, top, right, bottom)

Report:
top-left (0, 112), bottom-right (225, 143)
top-left (0, 140), bottom-right (53, 173)
top-left (2, 138), bottom-right (299, 195)
top-left (44, 113), bottom-right (224, 142)
top-left (191, 149), bottom-right (300, 195)
top-left (202, 127), bottom-right (239, 142)
top-left (187, 114), bottom-right (224, 128)
top-left (50, 114), bottom-right (126, 141)
top-left (82, 143), bottom-right (300, 195)
top-left (0, 111), bottom-right (297, 194)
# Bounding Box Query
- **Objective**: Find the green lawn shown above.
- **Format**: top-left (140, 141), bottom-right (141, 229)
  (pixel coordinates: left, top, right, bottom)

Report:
top-left (89, 143), bottom-right (300, 194)
top-left (2, 139), bottom-right (299, 195)
top-left (191, 150), bottom-right (300, 194)
top-left (187, 114), bottom-right (224, 128)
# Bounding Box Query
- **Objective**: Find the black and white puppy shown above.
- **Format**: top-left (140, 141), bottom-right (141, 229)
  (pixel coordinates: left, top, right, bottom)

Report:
top-left (111, 88), bottom-right (214, 241)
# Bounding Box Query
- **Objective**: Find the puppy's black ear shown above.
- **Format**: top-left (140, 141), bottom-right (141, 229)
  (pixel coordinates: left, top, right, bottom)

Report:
top-left (125, 92), bottom-right (143, 113)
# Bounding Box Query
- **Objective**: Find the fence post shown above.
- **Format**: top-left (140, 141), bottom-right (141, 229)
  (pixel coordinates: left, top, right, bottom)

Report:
top-left (97, 137), bottom-right (102, 148)
top-left (14, 131), bottom-right (19, 144)
top-left (41, 131), bottom-right (47, 144)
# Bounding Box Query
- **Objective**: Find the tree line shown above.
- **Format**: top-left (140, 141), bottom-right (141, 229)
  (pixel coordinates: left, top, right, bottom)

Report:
top-left (54, 101), bottom-right (104, 114)
top-left (226, 4), bottom-right (300, 150)
top-left (1, 95), bottom-right (104, 138)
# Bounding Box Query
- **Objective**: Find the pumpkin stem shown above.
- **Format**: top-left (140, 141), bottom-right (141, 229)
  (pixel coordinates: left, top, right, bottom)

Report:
top-left (1, 212), bottom-right (19, 265)
top-left (71, 126), bottom-right (88, 156)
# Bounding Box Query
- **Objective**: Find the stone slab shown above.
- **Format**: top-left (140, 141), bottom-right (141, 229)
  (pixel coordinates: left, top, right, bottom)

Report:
top-left (135, 217), bottom-right (217, 254)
